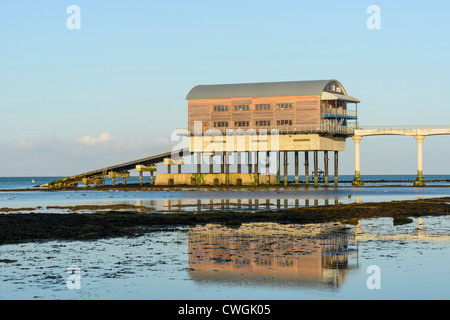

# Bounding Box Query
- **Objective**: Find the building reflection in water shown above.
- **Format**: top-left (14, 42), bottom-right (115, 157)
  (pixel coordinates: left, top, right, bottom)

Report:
top-left (187, 223), bottom-right (359, 289)
top-left (135, 198), bottom-right (344, 213)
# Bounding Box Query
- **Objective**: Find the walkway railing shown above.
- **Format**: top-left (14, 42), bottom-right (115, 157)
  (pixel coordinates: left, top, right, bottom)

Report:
top-left (356, 125), bottom-right (450, 130)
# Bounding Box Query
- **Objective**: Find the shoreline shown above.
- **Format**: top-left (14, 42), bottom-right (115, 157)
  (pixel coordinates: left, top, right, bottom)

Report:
top-left (1, 180), bottom-right (450, 193)
top-left (0, 196), bottom-right (449, 245)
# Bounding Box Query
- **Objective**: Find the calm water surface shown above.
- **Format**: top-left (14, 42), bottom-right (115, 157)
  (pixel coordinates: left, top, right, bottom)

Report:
top-left (1, 175), bottom-right (449, 213)
top-left (0, 217), bottom-right (449, 300)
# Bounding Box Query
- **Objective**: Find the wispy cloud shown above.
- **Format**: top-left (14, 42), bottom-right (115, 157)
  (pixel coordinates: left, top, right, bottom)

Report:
top-left (77, 131), bottom-right (117, 145)
top-left (17, 138), bottom-right (38, 150)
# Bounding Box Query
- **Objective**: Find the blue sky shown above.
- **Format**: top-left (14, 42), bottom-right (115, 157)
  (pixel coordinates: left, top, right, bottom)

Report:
top-left (1, 1), bottom-right (449, 176)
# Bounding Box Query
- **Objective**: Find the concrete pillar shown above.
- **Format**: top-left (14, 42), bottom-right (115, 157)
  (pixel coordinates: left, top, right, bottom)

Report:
top-left (237, 152), bottom-right (241, 174)
top-left (209, 155), bottom-right (213, 174)
top-left (284, 151), bottom-right (288, 186)
top-left (221, 154), bottom-right (225, 174)
top-left (255, 152), bottom-right (259, 184)
top-left (314, 151), bottom-right (318, 187)
top-left (225, 152), bottom-right (230, 180)
top-left (108, 171), bottom-right (130, 186)
top-left (111, 178), bottom-right (116, 186)
top-left (334, 151), bottom-right (339, 186)
top-left (266, 152), bottom-right (270, 175)
top-left (304, 152), bottom-right (309, 185)
top-left (324, 151), bottom-right (329, 186)
top-left (178, 164), bottom-right (181, 174)
top-left (196, 153), bottom-right (201, 175)
top-left (352, 136), bottom-right (364, 186)
top-left (168, 164), bottom-right (171, 174)
top-left (139, 171), bottom-right (143, 186)
top-left (150, 171), bottom-right (154, 185)
top-left (295, 151), bottom-right (299, 184)
top-left (277, 151), bottom-right (280, 184)
top-left (414, 135), bottom-right (426, 186)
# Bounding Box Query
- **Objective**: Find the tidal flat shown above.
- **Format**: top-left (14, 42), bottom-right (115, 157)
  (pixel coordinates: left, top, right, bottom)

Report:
top-left (0, 216), bottom-right (449, 300)
top-left (0, 197), bottom-right (448, 244)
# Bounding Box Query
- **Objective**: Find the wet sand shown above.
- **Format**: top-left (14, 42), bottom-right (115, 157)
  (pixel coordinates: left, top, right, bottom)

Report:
top-left (0, 196), bottom-right (449, 245)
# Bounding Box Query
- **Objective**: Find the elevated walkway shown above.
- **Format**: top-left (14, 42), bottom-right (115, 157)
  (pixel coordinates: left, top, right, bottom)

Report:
top-left (354, 125), bottom-right (450, 137)
top-left (351, 126), bottom-right (450, 186)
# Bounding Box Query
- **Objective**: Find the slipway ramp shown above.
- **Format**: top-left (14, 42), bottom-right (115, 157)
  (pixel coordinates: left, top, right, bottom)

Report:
top-left (39, 147), bottom-right (191, 188)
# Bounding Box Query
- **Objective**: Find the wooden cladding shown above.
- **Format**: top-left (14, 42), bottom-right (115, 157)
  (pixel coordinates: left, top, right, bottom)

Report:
top-left (188, 95), bottom-right (320, 129)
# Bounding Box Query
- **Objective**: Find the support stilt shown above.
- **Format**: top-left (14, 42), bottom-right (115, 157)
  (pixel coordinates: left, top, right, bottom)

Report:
top-left (352, 136), bottom-right (364, 186)
top-left (197, 153), bottom-right (201, 175)
top-left (255, 151), bottom-right (259, 185)
top-left (209, 155), bottom-right (213, 174)
top-left (221, 154), bottom-right (225, 174)
top-left (334, 151), bottom-right (339, 187)
top-left (277, 152), bottom-right (280, 184)
top-left (305, 152), bottom-right (309, 185)
top-left (314, 151), bottom-right (318, 187)
top-left (237, 152), bottom-right (241, 174)
top-left (284, 151), bottom-right (288, 186)
top-left (414, 135), bottom-right (426, 186)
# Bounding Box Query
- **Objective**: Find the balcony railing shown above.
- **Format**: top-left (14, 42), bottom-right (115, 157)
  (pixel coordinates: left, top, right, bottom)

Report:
top-left (177, 123), bottom-right (356, 136)
top-left (323, 107), bottom-right (357, 118)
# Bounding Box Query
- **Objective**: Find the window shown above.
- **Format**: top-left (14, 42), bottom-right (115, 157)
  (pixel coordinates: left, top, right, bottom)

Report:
top-left (255, 120), bottom-right (271, 126)
top-left (276, 103), bottom-right (292, 110)
top-left (214, 121), bottom-right (228, 128)
top-left (255, 104), bottom-right (270, 111)
top-left (234, 121), bottom-right (249, 127)
top-left (214, 105), bottom-right (228, 112)
top-left (234, 105), bottom-right (249, 111)
top-left (276, 120), bottom-right (292, 126)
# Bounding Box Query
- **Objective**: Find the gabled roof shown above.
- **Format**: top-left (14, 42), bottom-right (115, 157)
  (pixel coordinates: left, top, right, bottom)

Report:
top-left (186, 79), bottom-right (346, 100)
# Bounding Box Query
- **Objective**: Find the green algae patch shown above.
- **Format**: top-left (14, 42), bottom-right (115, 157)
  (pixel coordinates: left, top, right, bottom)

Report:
top-left (393, 216), bottom-right (414, 226)
top-left (341, 218), bottom-right (360, 226)
top-left (224, 220), bottom-right (242, 227)
top-left (0, 259), bottom-right (18, 263)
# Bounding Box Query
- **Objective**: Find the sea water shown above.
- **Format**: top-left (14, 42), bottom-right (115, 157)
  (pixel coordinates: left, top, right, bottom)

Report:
top-left (0, 175), bottom-right (449, 213)
top-left (0, 175), bottom-right (449, 300)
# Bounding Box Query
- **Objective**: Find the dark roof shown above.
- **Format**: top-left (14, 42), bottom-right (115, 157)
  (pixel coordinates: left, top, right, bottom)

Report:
top-left (186, 79), bottom-right (344, 100)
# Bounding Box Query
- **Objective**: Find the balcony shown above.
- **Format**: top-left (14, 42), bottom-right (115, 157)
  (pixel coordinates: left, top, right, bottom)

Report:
top-left (323, 107), bottom-right (357, 119)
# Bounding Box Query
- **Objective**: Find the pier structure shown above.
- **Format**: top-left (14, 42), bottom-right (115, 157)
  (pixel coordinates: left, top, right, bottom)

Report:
top-left (351, 126), bottom-right (450, 186)
top-left (39, 79), bottom-right (360, 188)
top-left (160, 79), bottom-right (360, 187)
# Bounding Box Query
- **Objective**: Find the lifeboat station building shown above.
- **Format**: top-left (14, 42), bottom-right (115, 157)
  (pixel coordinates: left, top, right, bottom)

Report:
top-left (158, 79), bottom-right (360, 186)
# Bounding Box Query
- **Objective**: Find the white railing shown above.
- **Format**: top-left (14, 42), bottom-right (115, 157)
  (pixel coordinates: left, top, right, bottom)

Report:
top-left (178, 123), bottom-right (355, 136)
